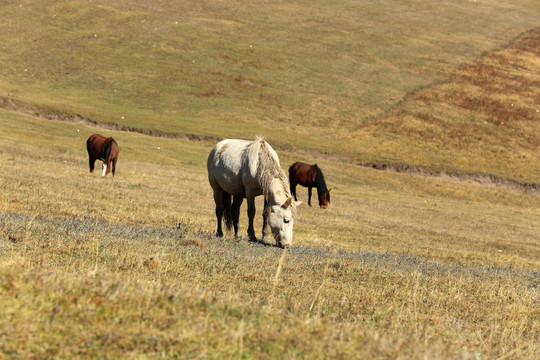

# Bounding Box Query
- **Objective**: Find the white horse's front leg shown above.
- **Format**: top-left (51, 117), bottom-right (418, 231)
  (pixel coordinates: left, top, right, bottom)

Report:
top-left (261, 198), bottom-right (272, 245)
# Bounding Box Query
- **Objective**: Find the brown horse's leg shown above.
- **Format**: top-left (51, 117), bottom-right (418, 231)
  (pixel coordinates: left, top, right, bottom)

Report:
top-left (291, 182), bottom-right (298, 201)
top-left (101, 161), bottom-right (109, 177)
top-left (308, 187), bottom-right (312, 206)
top-left (89, 156), bottom-right (96, 173)
top-left (111, 158), bottom-right (117, 177)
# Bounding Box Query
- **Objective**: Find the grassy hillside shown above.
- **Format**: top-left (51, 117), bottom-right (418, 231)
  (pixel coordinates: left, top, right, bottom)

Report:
top-left (1, 0), bottom-right (540, 359)
top-left (364, 28), bottom-right (540, 184)
top-left (1, 0), bottom-right (540, 183)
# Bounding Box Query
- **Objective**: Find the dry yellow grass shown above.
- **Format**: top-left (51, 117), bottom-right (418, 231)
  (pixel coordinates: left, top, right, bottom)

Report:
top-left (1, 111), bottom-right (539, 358)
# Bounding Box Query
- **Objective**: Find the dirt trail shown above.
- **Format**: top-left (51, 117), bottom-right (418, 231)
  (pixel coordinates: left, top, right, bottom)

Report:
top-left (0, 96), bottom-right (218, 142)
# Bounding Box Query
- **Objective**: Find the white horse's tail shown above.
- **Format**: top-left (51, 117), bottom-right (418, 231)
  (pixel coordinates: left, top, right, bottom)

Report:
top-left (222, 191), bottom-right (233, 231)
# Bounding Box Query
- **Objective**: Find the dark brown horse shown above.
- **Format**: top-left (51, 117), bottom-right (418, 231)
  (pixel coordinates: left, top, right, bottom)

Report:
top-left (86, 134), bottom-right (119, 177)
top-left (289, 162), bottom-right (331, 208)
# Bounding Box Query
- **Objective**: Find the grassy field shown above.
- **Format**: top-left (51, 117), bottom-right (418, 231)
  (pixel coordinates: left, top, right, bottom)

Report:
top-left (1, 0), bottom-right (540, 359)
top-left (1, 111), bottom-right (539, 359)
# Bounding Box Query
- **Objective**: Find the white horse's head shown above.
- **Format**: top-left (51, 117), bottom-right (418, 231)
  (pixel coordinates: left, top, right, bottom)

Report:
top-left (267, 197), bottom-right (302, 248)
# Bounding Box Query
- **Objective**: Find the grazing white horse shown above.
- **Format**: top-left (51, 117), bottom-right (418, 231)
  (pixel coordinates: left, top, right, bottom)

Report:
top-left (207, 138), bottom-right (301, 248)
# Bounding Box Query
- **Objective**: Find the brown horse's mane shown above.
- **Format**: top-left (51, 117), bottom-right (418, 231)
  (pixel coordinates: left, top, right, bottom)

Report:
top-left (314, 165), bottom-right (329, 194)
top-left (249, 137), bottom-right (291, 200)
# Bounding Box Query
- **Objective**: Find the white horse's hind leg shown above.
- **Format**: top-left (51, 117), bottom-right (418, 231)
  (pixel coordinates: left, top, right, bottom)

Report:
top-left (212, 188), bottom-right (225, 237)
top-left (102, 163), bottom-right (107, 177)
top-left (231, 196), bottom-right (243, 237)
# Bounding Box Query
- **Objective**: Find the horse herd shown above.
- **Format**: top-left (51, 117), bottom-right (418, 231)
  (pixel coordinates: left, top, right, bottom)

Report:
top-left (87, 134), bottom-right (330, 248)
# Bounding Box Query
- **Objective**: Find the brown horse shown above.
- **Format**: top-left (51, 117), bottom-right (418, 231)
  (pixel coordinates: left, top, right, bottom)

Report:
top-left (86, 134), bottom-right (119, 177)
top-left (289, 162), bottom-right (331, 208)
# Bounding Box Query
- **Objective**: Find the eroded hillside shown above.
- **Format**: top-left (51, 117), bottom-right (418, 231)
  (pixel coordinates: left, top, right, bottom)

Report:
top-left (358, 28), bottom-right (540, 185)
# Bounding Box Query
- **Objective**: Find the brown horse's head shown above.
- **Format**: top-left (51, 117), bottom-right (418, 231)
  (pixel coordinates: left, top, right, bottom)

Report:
top-left (318, 188), bottom-right (331, 209)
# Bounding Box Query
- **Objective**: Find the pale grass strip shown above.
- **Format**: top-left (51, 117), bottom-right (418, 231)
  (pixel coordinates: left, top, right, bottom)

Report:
top-left (237, 320), bottom-right (245, 360)
top-left (267, 247), bottom-right (288, 306)
top-left (23, 215), bottom-right (36, 259)
top-left (495, 347), bottom-right (519, 360)
top-left (94, 237), bottom-right (100, 274)
top-left (308, 251), bottom-right (334, 315)
top-left (412, 270), bottom-right (420, 333)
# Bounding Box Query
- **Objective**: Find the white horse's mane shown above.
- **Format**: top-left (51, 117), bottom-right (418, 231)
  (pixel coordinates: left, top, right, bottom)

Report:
top-left (248, 137), bottom-right (291, 199)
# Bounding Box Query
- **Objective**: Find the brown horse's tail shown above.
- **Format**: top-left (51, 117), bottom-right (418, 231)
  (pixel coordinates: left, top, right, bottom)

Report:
top-left (222, 191), bottom-right (233, 231)
top-left (86, 138), bottom-right (95, 172)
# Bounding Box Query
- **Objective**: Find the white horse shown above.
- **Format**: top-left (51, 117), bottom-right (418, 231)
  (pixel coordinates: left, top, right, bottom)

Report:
top-left (207, 138), bottom-right (302, 248)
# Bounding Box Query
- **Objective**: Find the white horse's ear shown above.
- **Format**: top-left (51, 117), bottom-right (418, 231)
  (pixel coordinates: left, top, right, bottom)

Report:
top-left (283, 197), bottom-right (293, 209)
top-left (284, 197), bottom-right (303, 209)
